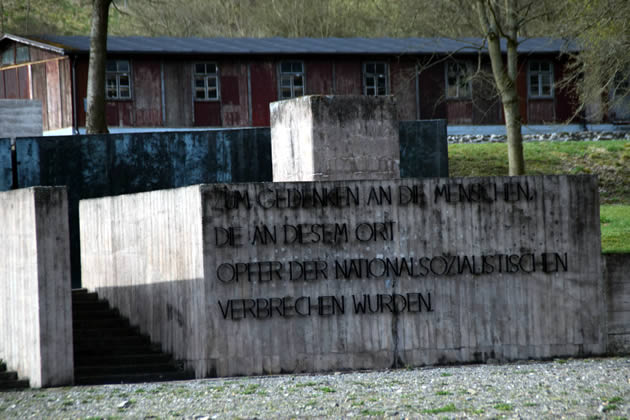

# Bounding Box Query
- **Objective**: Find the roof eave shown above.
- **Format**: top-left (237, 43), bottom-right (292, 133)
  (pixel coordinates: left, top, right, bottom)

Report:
top-left (0, 33), bottom-right (67, 55)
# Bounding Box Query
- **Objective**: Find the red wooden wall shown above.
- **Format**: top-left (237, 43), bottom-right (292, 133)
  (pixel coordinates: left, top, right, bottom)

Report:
top-left (0, 38), bottom-right (583, 131)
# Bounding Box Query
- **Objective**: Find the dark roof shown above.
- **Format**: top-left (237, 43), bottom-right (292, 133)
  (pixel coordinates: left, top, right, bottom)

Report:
top-left (5, 34), bottom-right (579, 56)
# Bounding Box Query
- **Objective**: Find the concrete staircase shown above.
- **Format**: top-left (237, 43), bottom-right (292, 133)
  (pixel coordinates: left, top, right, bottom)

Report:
top-left (72, 289), bottom-right (195, 385)
top-left (0, 360), bottom-right (29, 390)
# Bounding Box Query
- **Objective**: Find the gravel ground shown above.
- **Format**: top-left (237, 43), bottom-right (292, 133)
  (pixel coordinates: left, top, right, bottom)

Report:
top-left (1, 357), bottom-right (629, 419)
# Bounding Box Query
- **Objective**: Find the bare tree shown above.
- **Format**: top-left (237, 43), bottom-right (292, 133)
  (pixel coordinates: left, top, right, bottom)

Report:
top-left (85, 0), bottom-right (111, 134)
top-left (475, 0), bottom-right (525, 175)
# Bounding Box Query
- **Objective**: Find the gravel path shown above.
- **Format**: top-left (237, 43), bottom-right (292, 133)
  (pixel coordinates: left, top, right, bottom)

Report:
top-left (1, 357), bottom-right (629, 419)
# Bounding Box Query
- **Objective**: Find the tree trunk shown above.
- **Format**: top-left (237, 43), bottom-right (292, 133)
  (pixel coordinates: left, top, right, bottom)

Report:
top-left (85, 0), bottom-right (112, 134)
top-left (475, 0), bottom-right (525, 175)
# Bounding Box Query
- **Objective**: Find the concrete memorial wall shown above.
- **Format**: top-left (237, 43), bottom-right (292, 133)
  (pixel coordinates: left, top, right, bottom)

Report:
top-left (0, 187), bottom-right (74, 387)
top-left (1, 121), bottom-right (446, 289)
top-left (81, 174), bottom-right (606, 377)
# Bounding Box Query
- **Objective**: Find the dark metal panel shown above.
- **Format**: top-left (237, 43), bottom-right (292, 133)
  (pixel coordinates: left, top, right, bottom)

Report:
top-left (31, 63), bottom-right (49, 131)
top-left (304, 59), bottom-right (333, 95)
top-left (194, 101), bottom-right (221, 126)
top-left (447, 100), bottom-right (473, 124)
top-left (46, 60), bottom-right (62, 129)
top-left (249, 60), bottom-right (276, 126)
top-left (133, 59), bottom-right (162, 126)
top-left (418, 61), bottom-right (446, 120)
top-left (4, 69), bottom-right (18, 98)
top-left (399, 119), bottom-right (448, 178)
top-left (163, 60), bottom-right (193, 127)
top-left (333, 59), bottom-right (361, 94)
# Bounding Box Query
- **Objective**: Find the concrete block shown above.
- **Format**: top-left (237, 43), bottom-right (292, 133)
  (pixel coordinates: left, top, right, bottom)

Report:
top-left (271, 95), bottom-right (400, 181)
top-left (0, 187), bottom-right (73, 387)
top-left (0, 99), bottom-right (43, 138)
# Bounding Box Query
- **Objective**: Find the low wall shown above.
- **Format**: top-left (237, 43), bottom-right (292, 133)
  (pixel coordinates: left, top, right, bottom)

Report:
top-left (0, 187), bottom-right (73, 387)
top-left (605, 254), bottom-right (630, 354)
top-left (0, 99), bottom-right (43, 138)
top-left (81, 175), bottom-right (605, 378)
top-left (0, 121), bottom-right (447, 287)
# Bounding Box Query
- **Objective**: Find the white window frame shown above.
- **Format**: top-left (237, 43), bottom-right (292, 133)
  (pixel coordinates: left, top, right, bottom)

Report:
top-left (528, 60), bottom-right (554, 99)
top-left (278, 61), bottom-right (305, 99)
top-left (445, 61), bottom-right (472, 99)
top-left (363, 61), bottom-right (389, 96)
top-left (194, 62), bottom-right (220, 101)
top-left (105, 59), bottom-right (132, 100)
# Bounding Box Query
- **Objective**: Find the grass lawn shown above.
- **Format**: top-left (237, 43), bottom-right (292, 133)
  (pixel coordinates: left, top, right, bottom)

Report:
top-left (448, 140), bottom-right (630, 253)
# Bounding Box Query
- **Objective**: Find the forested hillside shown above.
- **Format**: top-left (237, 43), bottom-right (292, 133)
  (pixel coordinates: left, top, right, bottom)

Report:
top-left (1, 0), bottom-right (558, 38)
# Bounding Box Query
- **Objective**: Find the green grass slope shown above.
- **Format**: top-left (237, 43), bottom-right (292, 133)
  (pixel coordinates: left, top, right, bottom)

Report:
top-left (448, 140), bottom-right (630, 253)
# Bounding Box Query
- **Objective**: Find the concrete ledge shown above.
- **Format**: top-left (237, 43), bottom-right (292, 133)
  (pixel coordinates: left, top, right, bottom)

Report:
top-left (0, 187), bottom-right (74, 387)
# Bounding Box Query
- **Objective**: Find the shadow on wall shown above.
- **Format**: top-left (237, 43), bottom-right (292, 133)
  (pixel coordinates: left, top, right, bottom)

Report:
top-left (0, 121), bottom-right (447, 288)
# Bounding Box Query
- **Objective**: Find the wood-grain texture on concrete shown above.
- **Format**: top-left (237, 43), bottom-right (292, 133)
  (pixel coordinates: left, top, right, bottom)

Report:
top-left (605, 253), bottom-right (630, 354)
top-left (0, 187), bottom-right (73, 387)
top-left (80, 186), bottom-right (205, 373)
top-left (80, 175), bottom-right (605, 378)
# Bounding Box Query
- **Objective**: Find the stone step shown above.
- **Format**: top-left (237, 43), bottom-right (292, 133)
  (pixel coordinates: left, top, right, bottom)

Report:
top-left (73, 318), bottom-right (130, 329)
top-left (72, 290), bottom-right (190, 385)
top-left (73, 326), bottom-right (142, 338)
top-left (0, 371), bottom-right (17, 381)
top-left (74, 353), bottom-right (174, 367)
top-left (72, 300), bottom-right (111, 311)
top-left (73, 309), bottom-right (121, 321)
top-left (75, 363), bottom-right (182, 376)
top-left (0, 379), bottom-right (30, 390)
top-left (75, 370), bottom-right (195, 386)
top-left (0, 360), bottom-right (29, 390)
top-left (74, 335), bottom-right (152, 350)
top-left (71, 289), bottom-right (98, 301)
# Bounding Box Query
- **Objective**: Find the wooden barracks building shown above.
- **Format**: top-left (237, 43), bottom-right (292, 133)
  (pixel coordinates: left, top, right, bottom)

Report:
top-left (0, 33), bottom-right (603, 133)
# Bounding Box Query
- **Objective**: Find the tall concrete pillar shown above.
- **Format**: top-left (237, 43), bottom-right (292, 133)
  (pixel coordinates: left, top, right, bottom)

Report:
top-left (0, 187), bottom-right (74, 387)
top-left (270, 95), bottom-right (400, 182)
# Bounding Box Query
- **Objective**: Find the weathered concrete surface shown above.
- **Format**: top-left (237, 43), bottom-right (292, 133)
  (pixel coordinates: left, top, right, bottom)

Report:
top-left (0, 99), bottom-right (43, 138)
top-left (80, 175), bottom-right (604, 378)
top-left (1, 123), bottom-right (446, 288)
top-left (271, 96), bottom-right (401, 181)
top-left (605, 253), bottom-right (630, 354)
top-left (0, 187), bottom-right (74, 387)
top-left (2, 129), bottom-right (271, 287)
